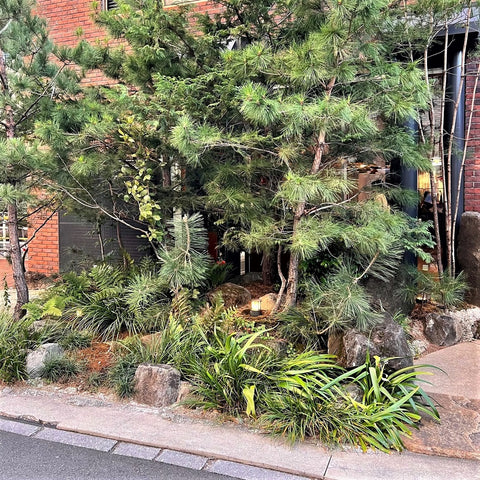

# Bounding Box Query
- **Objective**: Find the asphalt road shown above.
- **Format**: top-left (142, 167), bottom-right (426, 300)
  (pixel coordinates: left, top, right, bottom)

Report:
top-left (0, 430), bottom-right (233, 480)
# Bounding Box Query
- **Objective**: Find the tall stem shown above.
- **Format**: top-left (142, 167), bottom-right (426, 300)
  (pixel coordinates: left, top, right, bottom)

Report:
top-left (0, 48), bottom-right (29, 319)
top-left (283, 78), bottom-right (335, 309)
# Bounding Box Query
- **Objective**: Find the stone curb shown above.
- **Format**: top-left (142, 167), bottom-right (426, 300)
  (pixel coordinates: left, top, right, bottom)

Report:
top-left (0, 415), bottom-right (314, 480)
top-left (1, 389), bottom-right (479, 480)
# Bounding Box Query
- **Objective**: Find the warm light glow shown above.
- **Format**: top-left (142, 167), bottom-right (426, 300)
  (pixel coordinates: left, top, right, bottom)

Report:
top-left (251, 300), bottom-right (261, 311)
top-left (250, 299), bottom-right (261, 316)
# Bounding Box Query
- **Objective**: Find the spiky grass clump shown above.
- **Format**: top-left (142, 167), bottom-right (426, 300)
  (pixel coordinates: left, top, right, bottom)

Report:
top-left (40, 356), bottom-right (82, 383)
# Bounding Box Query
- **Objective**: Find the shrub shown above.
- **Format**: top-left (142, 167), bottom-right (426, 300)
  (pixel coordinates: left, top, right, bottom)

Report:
top-left (41, 356), bottom-right (82, 383)
top-left (58, 330), bottom-right (94, 350)
top-left (108, 356), bottom-right (138, 398)
top-left (0, 313), bottom-right (33, 382)
top-left (187, 328), bottom-right (275, 416)
top-left (30, 263), bottom-right (172, 341)
top-left (259, 352), bottom-right (439, 452)
top-left (109, 318), bottom-right (204, 397)
top-left (399, 267), bottom-right (467, 309)
top-left (277, 307), bottom-right (323, 349)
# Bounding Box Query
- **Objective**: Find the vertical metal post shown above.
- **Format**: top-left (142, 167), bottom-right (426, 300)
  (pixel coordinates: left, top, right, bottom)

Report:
top-left (445, 47), bottom-right (465, 228)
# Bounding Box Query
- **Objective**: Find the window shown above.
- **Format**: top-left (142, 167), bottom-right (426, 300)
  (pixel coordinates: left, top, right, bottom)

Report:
top-left (0, 214), bottom-right (28, 253)
top-left (102, 0), bottom-right (118, 11)
top-left (163, 0), bottom-right (200, 6)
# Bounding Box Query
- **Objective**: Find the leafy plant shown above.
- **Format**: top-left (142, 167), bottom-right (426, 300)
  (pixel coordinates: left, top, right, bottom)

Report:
top-left (0, 313), bottom-right (33, 382)
top-left (303, 263), bottom-right (381, 333)
top-left (277, 307), bottom-right (322, 349)
top-left (158, 213), bottom-right (211, 294)
top-left (187, 328), bottom-right (274, 416)
top-left (32, 264), bottom-right (172, 340)
top-left (109, 318), bottom-right (203, 397)
top-left (58, 330), bottom-right (94, 350)
top-left (195, 294), bottom-right (238, 333)
top-left (399, 267), bottom-right (467, 309)
top-left (207, 260), bottom-right (233, 289)
top-left (41, 355), bottom-right (83, 383)
top-left (259, 352), bottom-right (439, 452)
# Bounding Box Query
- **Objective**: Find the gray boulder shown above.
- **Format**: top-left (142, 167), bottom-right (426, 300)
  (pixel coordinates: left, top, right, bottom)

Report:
top-left (364, 276), bottom-right (413, 316)
top-left (328, 314), bottom-right (413, 371)
top-left (209, 282), bottom-right (251, 308)
top-left (424, 313), bottom-right (462, 346)
top-left (457, 212), bottom-right (480, 306)
top-left (134, 364), bottom-right (181, 407)
top-left (26, 343), bottom-right (64, 379)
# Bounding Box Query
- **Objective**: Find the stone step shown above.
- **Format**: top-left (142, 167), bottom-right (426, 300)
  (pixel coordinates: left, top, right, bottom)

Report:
top-left (404, 393), bottom-right (480, 460)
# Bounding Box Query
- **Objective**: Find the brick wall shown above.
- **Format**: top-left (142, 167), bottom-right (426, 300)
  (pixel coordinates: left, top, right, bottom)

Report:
top-left (464, 56), bottom-right (480, 213)
top-left (27, 210), bottom-right (60, 275)
top-left (27, 0), bottom-right (225, 275)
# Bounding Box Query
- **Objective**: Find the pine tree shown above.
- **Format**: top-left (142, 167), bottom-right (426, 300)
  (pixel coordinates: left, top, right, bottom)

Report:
top-left (67, 0), bottom-right (436, 318)
top-left (170, 0), bottom-right (434, 309)
top-left (0, 0), bottom-right (79, 318)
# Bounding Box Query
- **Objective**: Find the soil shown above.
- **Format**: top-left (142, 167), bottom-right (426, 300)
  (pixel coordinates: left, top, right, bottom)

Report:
top-left (75, 342), bottom-right (114, 373)
top-left (243, 281), bottom-right (275, 299)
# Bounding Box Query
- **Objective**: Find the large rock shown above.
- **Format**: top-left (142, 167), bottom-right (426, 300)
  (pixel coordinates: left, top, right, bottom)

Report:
top-left (424, 313), bottom-right (462, 346)
top-left (26, 343), bottom-right (64, 379)
top-left (134, 364), bottom-right (181, 407)
top-left (209, 282), bottom-right (251, 308)
top-left (258, 293), bottom-right (277, 312)
top-left (457, 212), bottom-right (480, 306)
top-left (364, 276), bottom-right (413, 316)
top-left (328, 315), bottom-right (413, 371)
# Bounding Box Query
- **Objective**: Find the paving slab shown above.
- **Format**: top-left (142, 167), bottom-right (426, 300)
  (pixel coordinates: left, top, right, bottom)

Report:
top-left (34, 427), bottom-right (117, 452)
top-left (406, 340), bottom-right (480, 460)
top-left (156, 449), bottom-right (208, 470)
top-left (415, 340), bottom-right (480, 399)
top-left (325, 449), bottom-right (480, 480)
top-left (112, 441), bottom-right (161, 460)
top-left (0, 417), bottom-right (40, 436)
top-left (207, 460), bottom-right (312, 480)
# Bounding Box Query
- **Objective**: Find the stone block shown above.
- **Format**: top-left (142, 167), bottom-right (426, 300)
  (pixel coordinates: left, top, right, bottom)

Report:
top-left (329, 314), bottom-right (412, 371)
top-left (134, 364), bottom-right (181, 407)
top-left (425, 313), bottom-right (463, 346)
top-left (26, 343), bottom-right (64, 379)
top-left (258, 293), bottom-right (277, 312)
top-left (457, 212), bottom-right (480, 306)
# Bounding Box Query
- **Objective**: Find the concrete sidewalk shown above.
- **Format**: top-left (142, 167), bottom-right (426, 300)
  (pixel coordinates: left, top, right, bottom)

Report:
top-left (0, 383), bottom-right (478, 480)
top-left (404, 340), bottom-right (480, 460)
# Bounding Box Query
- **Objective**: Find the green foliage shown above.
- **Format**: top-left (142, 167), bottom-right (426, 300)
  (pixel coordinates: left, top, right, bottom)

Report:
top-left (399, 267), bottom-right (467, 309)
top-left (0, 313), bottom-right (32, 382)
top-left (40, 355), bottom-right (82, 383)
top-left (304, 265), bottom-right (380, 333)
top-left (187, 328), bottom-right (274, 416)
top-left (108, 355), bottom-right (138, 398)
top-left (206, 261), bottom-right (233, 289)
top-left (277, 307), bottom-right (322, 349)
top-left (0, 0), bottom-right (81, 316)
top-left (259, 352), bottom-right (439, 451)
top-left (109, 317), bottom-right (204, 397)
top-left (195, 294), bottom-right (238, 333)
top-left (158, 213), bottom-right (211, 293)
top-left (58, 330), bottom-right (94, 351)
top-left (30, 263), bottom-right (171, 340)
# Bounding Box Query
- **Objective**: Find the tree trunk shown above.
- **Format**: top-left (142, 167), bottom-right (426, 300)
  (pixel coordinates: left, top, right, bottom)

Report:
top-left (282, 78), bottom-right (336, 309)
top-left (261, 250), bottom-right (273, 285)
top-left (283, 130), bottom-right (328, 308)
top-left (8, 202), bottom-right (29, 320)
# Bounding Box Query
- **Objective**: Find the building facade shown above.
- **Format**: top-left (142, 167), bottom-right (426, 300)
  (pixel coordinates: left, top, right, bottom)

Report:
top-left (13, 1), bottom-right (480, 281)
